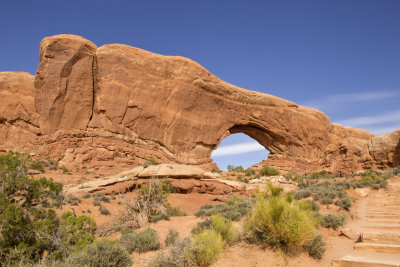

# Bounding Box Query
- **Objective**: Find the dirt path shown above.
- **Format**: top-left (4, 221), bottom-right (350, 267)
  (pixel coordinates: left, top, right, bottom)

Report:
top-left (334, 179), bottom-right (400, 267)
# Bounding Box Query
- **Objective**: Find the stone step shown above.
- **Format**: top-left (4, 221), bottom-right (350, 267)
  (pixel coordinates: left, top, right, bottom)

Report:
top-left (354, 242), bottom-right (400, 253)
top-left (367, 219), bottom-right (400, 224)
top-left (362, 232), bottom-right (400, 245)
top-left (367, 209), bottom-right (400, 214)
top-left (364, 224), bottom-right (400, 231)
top-left (333, 255), bottom-right (400, 267)
top-left (368, 212), bottom-right (400, 216)
top-left (366, 215), bottom-right (400, 219)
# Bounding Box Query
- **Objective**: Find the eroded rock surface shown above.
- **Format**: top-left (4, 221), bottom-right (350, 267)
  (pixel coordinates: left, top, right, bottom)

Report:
top-left (0, 34), bottom-right (399, 173)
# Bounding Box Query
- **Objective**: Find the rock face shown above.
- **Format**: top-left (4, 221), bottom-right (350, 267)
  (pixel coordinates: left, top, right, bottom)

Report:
top-left (0, 34), bottom-right (399, 173)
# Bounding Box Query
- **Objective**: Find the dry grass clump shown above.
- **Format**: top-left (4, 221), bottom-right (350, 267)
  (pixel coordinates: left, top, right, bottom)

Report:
top-left (118, 228), bottom-right (160, 253)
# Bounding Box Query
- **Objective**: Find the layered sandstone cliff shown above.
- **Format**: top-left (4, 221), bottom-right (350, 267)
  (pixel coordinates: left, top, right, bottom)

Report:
top-left (0, 34), bottom-right (398, 173)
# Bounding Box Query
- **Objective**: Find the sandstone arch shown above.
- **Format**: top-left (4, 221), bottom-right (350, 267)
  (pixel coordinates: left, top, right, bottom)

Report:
top-left (0, 34), bottom-right (399, 173)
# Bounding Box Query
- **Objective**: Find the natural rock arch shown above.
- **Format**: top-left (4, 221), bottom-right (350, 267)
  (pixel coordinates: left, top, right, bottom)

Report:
top-left (1, 34), bottom-right (399, 173)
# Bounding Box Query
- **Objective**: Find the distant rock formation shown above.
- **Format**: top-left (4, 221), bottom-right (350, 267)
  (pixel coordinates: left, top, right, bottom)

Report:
top-left (0, 34), bottom-right (398, 173)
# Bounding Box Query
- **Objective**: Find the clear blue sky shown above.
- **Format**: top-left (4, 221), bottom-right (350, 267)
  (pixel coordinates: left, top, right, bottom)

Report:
top-left (1, 0), bottom-right (399, 170)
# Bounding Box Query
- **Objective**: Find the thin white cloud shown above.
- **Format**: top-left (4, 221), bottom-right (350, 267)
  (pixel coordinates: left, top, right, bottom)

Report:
top-left (365, 125), bottom-right (400, 135)
top-left (335, 110), bottom-right (400, 127)
top-left (212, 142), bottom-right (266, 157)
top-left (303, 91), bottom-right (400, 110)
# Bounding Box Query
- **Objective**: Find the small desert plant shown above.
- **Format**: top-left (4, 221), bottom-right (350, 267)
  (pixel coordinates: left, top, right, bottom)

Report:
top-left (319, 214), bottom-right (346, 230)
top-left (149, 237), bottom-right (191, 267)
top-left (335, 198), bottom-right (352, 211)
top-left (304, 234), bottom-right (326, 260)
top-left (245, 168), bottom-right (256, 176)
top-left (82, 193), bottom-right (91, 199)
top-left (210, 215), bottom-right (238, 245)
top-left (310, 170), bottom-right (332, 179)
top-left (143, 157), bottom-right (159, 168)
top-left (119, 228), bottom-right (160, 253)
top-left (187, 229), bottom-right (225, 267)
top-left (227, 165), bottom-right (244, 172)
top-left (259, 165), bottom-right (280, 176)
top-left (164, 228), bottom-right (180, 247)
top-left (194, 198), bottom-right (252, 221)
top-left (99, 206), bottom-right (110, 215)
top-left (67, 196), bottom-right (81, 206)
top-left (66, 239), bottom-right (132, 267)
top-left (29, 159), bottom-right (46, 173)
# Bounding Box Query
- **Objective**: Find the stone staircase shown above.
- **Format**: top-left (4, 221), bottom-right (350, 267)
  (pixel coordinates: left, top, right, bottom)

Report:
top-left (333, 181), bottom-right (400, 267)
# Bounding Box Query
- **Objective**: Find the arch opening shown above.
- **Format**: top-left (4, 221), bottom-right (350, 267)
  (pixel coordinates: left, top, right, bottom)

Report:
top-left (211, 133), bottom-right (270, 171)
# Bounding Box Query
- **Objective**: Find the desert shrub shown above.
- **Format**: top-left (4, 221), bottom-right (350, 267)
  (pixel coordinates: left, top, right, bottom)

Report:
top-left (99, 206), bottom-right (110, 215)
top-left (284, 172), bottom-right (305, 182)
top-left (298, 199), bottom-right (320, 212)
top-left (227, 165), bottom-right (244, 172)
top-left (194, 198), bottom-right (252, 221)
top-left (30, 159), bottom-right (46, 173)
top-left (294, 189), bottom-right (312, 200)
top-left (335, 198), bottom-right (352, 211)
top-left (59, 211), bottom-right (97, 252)
top-left (67, 196), bottom-right (81, 206)
top-left (245, 168), bottom-right (256, 176)
top-left (0, 152), bottom-right (69, 264)
top-left (66, 239), bottom-right (132, 267)
top-left (320, 197), bottom-right (333, 205)
top-left (319, 214), bottom-right (346, 230)
top-left (143, 157), bottom-right (159, 168)
top-left (259, 165), bottom-right (280, 176)
top-left (210, 215), bottom-right (238, 245)
top-left (100, 195), bottom-right (110, 203)
top-left (310, 170), bottom-right (332, 179)
top-left (119, 228), bottom-right (160, 253)
top-left (245, 196), bottom-right (318, 253)
top-left (118, 178), bottom-right (182, 228)
top-left (93, 198), bottom-right (101, 206)
top-left (82, 193), bottom-right (91, 199)
top-left (62, 167), bottom-right (70, 175)
top-left (372, 184), bottom-right (380, 190)
top-left (304, 235), bottom-right (326, 260)
top-left (191, 219), bottom-right (213, 235)
top-left (149, 237), bottom-right (191, 267)
top-left (187, 229), bottom-right (225, 267)
top-left (165, 229), bottom-right (180, 247)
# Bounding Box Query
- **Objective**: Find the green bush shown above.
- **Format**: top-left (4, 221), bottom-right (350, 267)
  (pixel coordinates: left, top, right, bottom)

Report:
top-left (210, 215), bottom-right (238, 245)
top-left (82, 193), bottom-right (91, 199)
top-left (30, 159), bottom-right (46, 173)
top-left (143, 157), bottom-right (159, 168)
top-left (310, 170), bottom-right (332, 179)
top-left (335, 198), bottom-right (352, 211)
top-left (148, 237), bottom-right (191, 267)
top-left (319, 214), bottom-right (346, 230)
top-left (119, 228), bottom-right (160, 253)
top-left (227, 165), bottom-right (245, 172)
top-left (67, 196), bottom-right (81, 206)
top-left (0, 152), bottom-right (70, 264)
top-left (194, 198), bottom-right (252, 221)
top-left (245, 168), bottom-right (256, 176)
top-left (66, 239), bottom-right (132, 267)
top-left (305, 235), bottom-right (326, 260)
top-left (99, 206), bottom-right (110, 215)
top-left (259, 165), bottom-right (280, 176)
top-left (187, 229), bottom-right (225, 267)
top-left (165, 229), bottom-right (180, 247)
top-left (59, 211), bottom-right (97, 252)
top-left (245, 196), bottom-right (318, 253)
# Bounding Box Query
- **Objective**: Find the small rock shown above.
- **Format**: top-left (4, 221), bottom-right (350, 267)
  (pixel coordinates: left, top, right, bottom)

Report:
top-left (339, 228), bottom-right (360, 240)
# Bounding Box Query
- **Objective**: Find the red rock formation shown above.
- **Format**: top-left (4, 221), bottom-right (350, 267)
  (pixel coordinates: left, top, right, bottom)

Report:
top-left (0, 34), bottom-right (398, 173)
